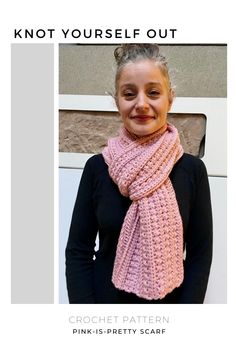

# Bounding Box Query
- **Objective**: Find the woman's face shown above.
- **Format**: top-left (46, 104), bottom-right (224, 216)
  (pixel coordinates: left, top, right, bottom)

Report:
top-left (116, 59), bottom-right (173, 137)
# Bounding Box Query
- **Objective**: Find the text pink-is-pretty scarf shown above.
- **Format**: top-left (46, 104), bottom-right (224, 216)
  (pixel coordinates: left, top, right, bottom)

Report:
top-left (102, 123), bottom-right (184, 300)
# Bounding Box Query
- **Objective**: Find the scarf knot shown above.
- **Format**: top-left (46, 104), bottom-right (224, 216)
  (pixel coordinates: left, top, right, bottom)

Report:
top-left (102, 123), bottom-right (184, 300)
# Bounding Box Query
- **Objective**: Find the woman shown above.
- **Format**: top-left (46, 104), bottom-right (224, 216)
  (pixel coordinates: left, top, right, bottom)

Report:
top-left (65, 44), bottom-right (213, 304)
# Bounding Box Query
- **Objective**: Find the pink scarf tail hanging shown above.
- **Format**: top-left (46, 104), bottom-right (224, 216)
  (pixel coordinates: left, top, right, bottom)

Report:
top-left (102, 123), bottom-right (184, 300)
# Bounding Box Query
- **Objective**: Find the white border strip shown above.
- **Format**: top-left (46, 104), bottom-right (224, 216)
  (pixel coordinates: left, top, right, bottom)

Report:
top-left (59, 152), bottom-right (93, 169)
top-left (59, 95), bottom-right (227, 176)
top-left (59, 94), bottom-right (117, 112)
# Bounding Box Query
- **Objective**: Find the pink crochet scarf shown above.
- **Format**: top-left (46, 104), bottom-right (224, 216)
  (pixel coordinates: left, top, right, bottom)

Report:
top-left (102, 123), bottom-right (184, 300)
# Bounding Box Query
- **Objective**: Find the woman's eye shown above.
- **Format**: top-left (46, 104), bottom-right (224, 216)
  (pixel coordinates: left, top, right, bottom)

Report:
top-left (123, 92), bottom-right (136, 98)
top-left (149, 90), bottom-right (160, 96)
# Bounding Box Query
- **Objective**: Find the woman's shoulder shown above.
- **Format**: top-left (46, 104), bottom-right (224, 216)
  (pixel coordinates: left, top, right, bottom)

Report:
top-left (179, 153), bottom-right (205, 166)
top-left (84, 154), bottom-right (107, 175)
top-left (175, 153), bottom-right (208, 177)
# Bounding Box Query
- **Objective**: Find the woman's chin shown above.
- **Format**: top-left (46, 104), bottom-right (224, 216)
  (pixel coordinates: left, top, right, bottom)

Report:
top-left (125, 121), bottom-right (164, 137)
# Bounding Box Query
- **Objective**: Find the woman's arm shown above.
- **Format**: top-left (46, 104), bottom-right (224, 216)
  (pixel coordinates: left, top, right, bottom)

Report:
top-left (65, 157), bottom-right (98, 303)
top-left (178, 159), bottom-right (213, 303)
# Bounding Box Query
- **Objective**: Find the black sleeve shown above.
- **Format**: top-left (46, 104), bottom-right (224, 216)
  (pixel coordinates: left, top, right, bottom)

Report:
top-left (65, 157), bottom-right (98, 303)
top-left (178, 160), bottom-right (213, 303)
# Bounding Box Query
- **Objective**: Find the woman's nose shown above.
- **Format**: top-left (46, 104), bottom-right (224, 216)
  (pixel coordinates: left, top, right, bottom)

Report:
top-left (135, 93), bottom-right (149, 111)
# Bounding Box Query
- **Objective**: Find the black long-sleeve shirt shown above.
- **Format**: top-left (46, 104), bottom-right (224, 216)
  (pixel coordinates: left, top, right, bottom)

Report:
top-left (65, 153), bottom-right (213, 304)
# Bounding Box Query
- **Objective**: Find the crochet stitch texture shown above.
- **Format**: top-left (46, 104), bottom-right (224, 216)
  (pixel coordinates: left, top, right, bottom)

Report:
top-left (102, 123), bottom-right (184, 300)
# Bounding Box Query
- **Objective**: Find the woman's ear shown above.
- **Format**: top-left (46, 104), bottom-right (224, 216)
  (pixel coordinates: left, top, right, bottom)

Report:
top-left (168, 88), bottom-right (174, 110)
top-left (115, 95), bottom-right (120, 111)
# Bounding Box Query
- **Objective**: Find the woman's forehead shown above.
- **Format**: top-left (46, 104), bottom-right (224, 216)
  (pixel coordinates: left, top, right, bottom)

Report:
top-left (118, 60), bottom-right (167, 86)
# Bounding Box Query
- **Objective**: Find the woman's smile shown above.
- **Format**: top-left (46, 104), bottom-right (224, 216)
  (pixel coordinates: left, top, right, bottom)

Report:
top-left (130, 115), bottom-right (155, 123)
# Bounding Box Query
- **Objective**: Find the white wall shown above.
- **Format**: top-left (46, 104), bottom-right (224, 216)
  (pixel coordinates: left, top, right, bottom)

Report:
top-left (59, 167), bottom-right (82, 304)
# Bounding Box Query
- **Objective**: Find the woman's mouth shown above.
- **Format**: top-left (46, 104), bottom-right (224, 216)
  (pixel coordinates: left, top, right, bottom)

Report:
top-left (130, 115), bottom-right (155, 122)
